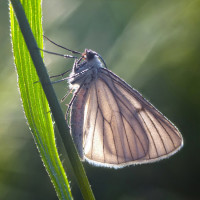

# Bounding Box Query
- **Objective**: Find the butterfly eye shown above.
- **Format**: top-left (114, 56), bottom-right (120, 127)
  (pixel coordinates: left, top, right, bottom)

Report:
top-left (85, 50), bottom-right (95, 60)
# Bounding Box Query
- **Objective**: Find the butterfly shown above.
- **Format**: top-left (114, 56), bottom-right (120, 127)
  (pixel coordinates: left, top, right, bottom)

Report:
top-left (44, 37), bottom-right (183, 168)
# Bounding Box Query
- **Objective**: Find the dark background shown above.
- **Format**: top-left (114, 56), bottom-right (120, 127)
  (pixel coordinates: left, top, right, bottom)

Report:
top-left (1, 0), bottom-right (200, 199)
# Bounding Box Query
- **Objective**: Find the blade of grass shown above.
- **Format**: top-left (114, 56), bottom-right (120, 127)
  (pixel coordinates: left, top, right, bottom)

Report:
top-left (10, 1), bottom-right (72, 199)
top-left (10, 0), bottom-right (95, 199)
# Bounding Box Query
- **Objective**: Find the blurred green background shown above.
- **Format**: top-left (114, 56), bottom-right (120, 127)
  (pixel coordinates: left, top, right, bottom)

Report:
top-left (1, 0), bottom-right (200, 199)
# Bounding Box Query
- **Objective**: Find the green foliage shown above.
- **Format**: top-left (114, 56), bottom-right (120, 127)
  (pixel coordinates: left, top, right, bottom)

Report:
top-left (10, 1), bottom-right (72, 199)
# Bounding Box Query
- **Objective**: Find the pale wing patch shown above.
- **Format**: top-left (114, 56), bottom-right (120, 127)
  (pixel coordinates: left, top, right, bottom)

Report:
top-left (83, 83), bottom-right (98, 158)
top-left (91, 109), bottom-right (104, 162)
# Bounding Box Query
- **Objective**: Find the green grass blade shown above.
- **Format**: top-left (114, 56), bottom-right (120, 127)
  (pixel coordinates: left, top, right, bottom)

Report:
top-left (10, 0), bottom-right (95, 199)
top-left (10, 1), bottom-right (73, 199)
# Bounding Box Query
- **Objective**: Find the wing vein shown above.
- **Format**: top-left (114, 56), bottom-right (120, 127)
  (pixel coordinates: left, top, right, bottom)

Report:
top-left (144, 109), bottom-right (168, 154)
top-left (121, 115), bottom-right (135, 160)
top-left (138, 111), bottom-right (158, 158)
top-left (90, 83), bottom-right (100, 160)
top-left (99, 77), bottom-right (148, 157)
top-left (95, 82), bottom-right (106, 162)
top-left (109, 117), bottom-right (119, 164)
top-left (91, 108), bottom-right (98, 159)
top-left (157, 118), bottom-right (176, 149)
top-left (102, 81), bottom-right (133, 161)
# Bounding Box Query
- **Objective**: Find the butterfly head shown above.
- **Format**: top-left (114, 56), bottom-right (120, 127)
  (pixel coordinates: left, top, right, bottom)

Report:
top-left (69, 49), bottom-right (103, 88)
top-left (72, 49), bottom-right (102, 74)
top-left (82, 49), bottom-right (97, 61)
top-left (74, 49), bottom-right (107, 71)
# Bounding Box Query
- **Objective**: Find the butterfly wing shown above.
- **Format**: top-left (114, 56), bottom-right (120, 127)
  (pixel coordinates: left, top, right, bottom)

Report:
top-left (70, 68), bottom-right (183, 168)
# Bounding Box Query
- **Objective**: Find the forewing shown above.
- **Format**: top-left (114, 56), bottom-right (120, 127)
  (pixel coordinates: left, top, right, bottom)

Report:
top-left (96, 68), bottom-right (183, 167)
top-left (72, 68), bottom-right (183, 168)
top-left (82, 78), bottom-right (149, 167)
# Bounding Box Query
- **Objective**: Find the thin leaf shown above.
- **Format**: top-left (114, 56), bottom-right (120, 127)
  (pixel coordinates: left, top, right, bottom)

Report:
top-left (10, 1), bottom-right (72, 199)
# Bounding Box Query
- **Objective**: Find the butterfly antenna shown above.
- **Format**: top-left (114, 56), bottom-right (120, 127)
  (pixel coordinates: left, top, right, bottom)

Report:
top-left (96, 53), bottom-right (107, 68)
top-left (49, 69), bottom-right (72, 79)
top-left (40, 48), bottom-right (77, 58)
top-left (43, 35), bottom-right (82, 55)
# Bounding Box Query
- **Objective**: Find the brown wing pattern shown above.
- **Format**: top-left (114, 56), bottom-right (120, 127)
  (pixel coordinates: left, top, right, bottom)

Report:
top-left (80, 68), bottom-right (183, 167)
